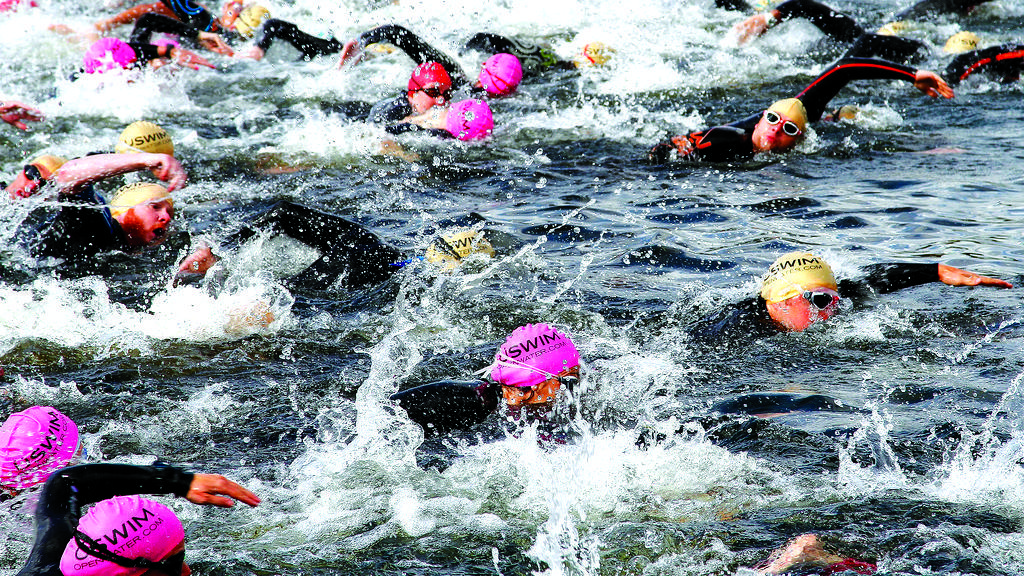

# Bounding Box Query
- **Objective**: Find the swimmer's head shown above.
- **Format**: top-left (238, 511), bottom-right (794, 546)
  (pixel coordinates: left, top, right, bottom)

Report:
top-left (6, 154), bottom-right (66, 199)
top-left (478, 53), bottom-right (523, 97)
top-left (115, 121), bottom-right (174, 156)
top-left (109, 182), bottom-right (175, 247)
top-left (573, 42), bottom-right (614, 68)
top-left (490, 323), bottom-right (581, 408)
top-left (943, 31), bottom-right (980, 54)
top-left (407, 62), bottom-right (452, 113)
top-left (424, 228), bottom-right (496, 269)
top-left (760, 251), bottom-right (840, 331)
top-left (752, 98), bottom-right (807, 153)
top-left (61, 495), bottom-right (186, 576)
top-left (445, 99), bottom-right (493, 141)
top-left (83, 37), bottom-right (138, 74)
top-left (233, 4), bottom-right (270, 38)
top-left (876, 21), bottom-right (909, 36)
top-left (0, 406), bottom-right (80, 494)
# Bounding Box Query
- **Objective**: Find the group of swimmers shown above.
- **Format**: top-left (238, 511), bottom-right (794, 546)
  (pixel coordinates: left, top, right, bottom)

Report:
top-left (2, 0), bottom-right (1021, 573)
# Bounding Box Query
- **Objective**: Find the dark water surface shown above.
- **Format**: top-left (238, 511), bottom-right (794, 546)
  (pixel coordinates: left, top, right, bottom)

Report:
top-left (2, 0), bottom-right (1023, 574)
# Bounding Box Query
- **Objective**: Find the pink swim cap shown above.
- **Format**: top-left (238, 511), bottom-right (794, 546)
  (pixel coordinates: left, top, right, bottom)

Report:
top-left (445, 99), bottom-right (493, 141)
top-left (490, 324), bottom-right (580, 387)
top-left (0, 406), bottom-right (80, 492)
top-left (83, 37), bottom-right (138, 74)
top-left (479, 53), bottom-right (522, 96)
top-left (61, 495), bottom-right (184, 576)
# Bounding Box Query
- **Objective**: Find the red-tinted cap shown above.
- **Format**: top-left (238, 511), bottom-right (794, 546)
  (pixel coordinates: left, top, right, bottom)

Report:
top-left (408, 62), bottom-right (452, 93)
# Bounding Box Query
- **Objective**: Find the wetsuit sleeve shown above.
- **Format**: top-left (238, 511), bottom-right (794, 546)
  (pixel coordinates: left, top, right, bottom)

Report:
top-left (226, 201), bottom-right (405, 290)
top-left (130, 12), bottom-right (199, 44)
top-left (843, 32), bottom-right (926, 64)
top-left (131, 43), bottom-right (163, 63)
top-left (838, 263), bottom-right (940, 298)
top-left (793, 57), bottom-right (919, 122)
top-left (17, 463), bottom-right (194, 576)
top-left (944, 44), bottom-right (1024, 85)
top-left (649, 113), bottom-right (758, 163)
top-left (356, 25), bottom-right (469, 88)
top-left (255, 18), bottom-right (343, 60)
top-left (895, 0), bottom-right (993, 20)
top-left (771, 0), bottom-right (865, 43)
top-left (159, 0), bottom-right (217, 32)
top-left (368, 94), bottom-right (413, 124)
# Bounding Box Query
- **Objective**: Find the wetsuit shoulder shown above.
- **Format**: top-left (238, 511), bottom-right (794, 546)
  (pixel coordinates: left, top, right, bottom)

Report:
top-left (130, 12), bottom-right (198, 44)
top-left (18, 463), bottom-right (193, 576)
top-left (369, 94), bottom-right (413, 124)
top-left (945, 44), bottom-right (1024, 85)
top-left (391, 379), bottom-right (499, 437)
top-left (688, 295), bottom-right (778, 345)
top-left (843, 33), bottom-right (926, 64)
top-left (794, 57), bottom-right (918, 122)
top-left (24, 186), bottom-right (126, 263)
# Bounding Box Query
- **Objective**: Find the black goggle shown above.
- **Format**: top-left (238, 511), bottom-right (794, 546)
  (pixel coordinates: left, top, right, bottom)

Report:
top-left (23, 164), bottom-right (43, 181)
top-left (764, 110), bottom-right (802, 137)
top-left (74, 530), bottom-right (185, 576)
top-left (417, 86), bottom-right (450, 100)
top-left (803, 290), bottom-right (838, 310)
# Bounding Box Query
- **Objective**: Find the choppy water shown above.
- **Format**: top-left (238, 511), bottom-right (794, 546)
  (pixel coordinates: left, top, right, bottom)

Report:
top-left (2, 0), bottom-right (1024, 574)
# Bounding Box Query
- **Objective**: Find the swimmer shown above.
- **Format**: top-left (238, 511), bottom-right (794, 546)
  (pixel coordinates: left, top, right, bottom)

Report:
top-left (96, 0), bottom-right (234, 54)
top-left (648, 57), bottom-right (952, 163)
top-left (16, 462), bottom-right (259, 575)
top-left (15, 153), bottom-right (185, 269)
top-left (6, 155), bottom-right (67, 199)
top-left (0, 406), bottom-right (83, 500)
top-left (386, 98), bottom-right (494, 140)
top-left (1, 100), bottom-right (44, 131)
top-left (78, 36), bottom-right (213, 76)
top-left (390, 323), bottom-right (581, 437)
top-left (173, 201), bottom-right (500, 292)
top-left (368, 61), bottom-right (455, 126)
top-left (752, 533), bottom-right (876, 575)
top-left (945, 41), bottom-right (1024, 84)
top-left (688, 251), bottom-right (1011, 341)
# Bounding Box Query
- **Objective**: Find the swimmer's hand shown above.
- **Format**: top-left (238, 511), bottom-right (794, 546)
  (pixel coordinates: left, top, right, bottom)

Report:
top-left (914, 70), bottom-right (953, 98)
top-left (0, 101), bottom-right (44, 131)
top-left (235, 45), bottom-right (265, 60)
top-left (337, 39), bottom-right (364, 70)
top-left (938, 264), bottom-right (1012, 288)
top-left (186, 473), bottom-right (261, 508)
top-left (648, 135), bottom-right (693, 163)
top-left (177, 245), bottom-right (219, 277)
top-left (732, 11), bottom-right (777, 44)
top-left (197, 31), bottom-right (234, 56)
top-left (172, 47), bottom-right (216, 70)
top-left (147, 153), bottom-right (187, 191)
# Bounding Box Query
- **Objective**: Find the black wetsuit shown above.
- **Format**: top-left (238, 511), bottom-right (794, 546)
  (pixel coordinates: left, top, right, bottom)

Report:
top-left (159, 0), bottom-right (218, 32)
top-left (130, 12), bottom-right (205, 45)
top-left (16, 463), bottom-right (194, 576)
top-left (945, 43), bottom-right (1024, 84)
top-left (649, 57), bottom-right (922, 163)
top-left (717, 0), bottom-right (993, 21)
top-left (461, 32), bottom-right (574, 77)
top-left (212, 201), bottom-right (404, 291)
top-left (21, 187), bottom-right (128, 263)
top-left (352, 25), bottom-right (470, 89)
top-left (688, 262), bottom-right (946, 344)
top-left (252, 19), bottom-right (343, 60)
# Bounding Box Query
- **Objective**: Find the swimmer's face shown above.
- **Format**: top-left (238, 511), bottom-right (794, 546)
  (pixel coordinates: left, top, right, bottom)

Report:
top-left (501, 366), bottom-right (579, 409)
top-left (751, 109), bottom-right (803, 153)
top-left (765, 288), bottom-right (840, 332)
top-left (117, 199), bottom-right (174, 247)
top-left (6, 163), bottom-right (53, 199)
top-left (407, 82), bottom-right (450, 115)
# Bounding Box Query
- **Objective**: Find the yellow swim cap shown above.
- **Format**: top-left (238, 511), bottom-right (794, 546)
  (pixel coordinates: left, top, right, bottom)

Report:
top-left (943, 31), bottom-right (980, 54)
top-left (234, 5), bottom-right (270, 38)
top-left (767, 98), bottom-right (807, 133)
top-left (573, 42), bottom-right (614, 68)
top-left (108, 182), bottom-right (172, 218)
top-left (424, 229), bottom-right (495, 269)
top-left (115, 121), bottom-right (174, 156)
top-left (876, 21), bottom-right (909, 36)
top-left (28, 155), bottom-right (67, 177)
top-left (760, 252), bottom-right (837, 303)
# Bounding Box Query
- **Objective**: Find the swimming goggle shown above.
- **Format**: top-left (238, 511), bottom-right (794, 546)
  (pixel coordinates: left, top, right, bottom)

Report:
top-left (764, 110), bottom-right (802, 137)
top-left (22, 164), bottom-right (43, 182)
top-left (803, 289), bottom-right (839, 310)
top-left (416, 86), bottom-right (450, 100)
top-left (74, 530), bottom-right (185, 575)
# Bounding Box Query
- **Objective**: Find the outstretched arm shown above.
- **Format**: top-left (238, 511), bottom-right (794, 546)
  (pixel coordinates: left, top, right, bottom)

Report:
top-left (732, 0), bottom-right (865, 45)
top-left (938, 264), bottom-right (1013, 288)
top-left (1, 101), bottom-right (44, 131)
top-left (51, 153), bottom-right (186, 196)
top-left (186, 473), bottom-right (261, 507)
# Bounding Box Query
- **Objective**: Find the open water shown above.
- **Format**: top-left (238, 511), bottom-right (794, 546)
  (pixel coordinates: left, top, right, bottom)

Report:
top-left (2, 0), bottom-right (1023, 574)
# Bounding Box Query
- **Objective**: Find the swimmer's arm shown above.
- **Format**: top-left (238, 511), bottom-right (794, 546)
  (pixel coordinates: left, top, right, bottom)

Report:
top-left (176, 244), bottom-right (219, 277)
top-left (186, 473), bottom-right (261, 507)
top-left (938, 264), bottom-right (1012, 288)
top-left (945, 44), bottom-right (1024, 85)
top-left (0, 100), bottom-right (44, 131)
top-left (401, 106), bottom-right (448, 130)
top-left (52, 153), bottom-right (187, 195)
top-left (860, 262), bottom-right (1012, 293)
